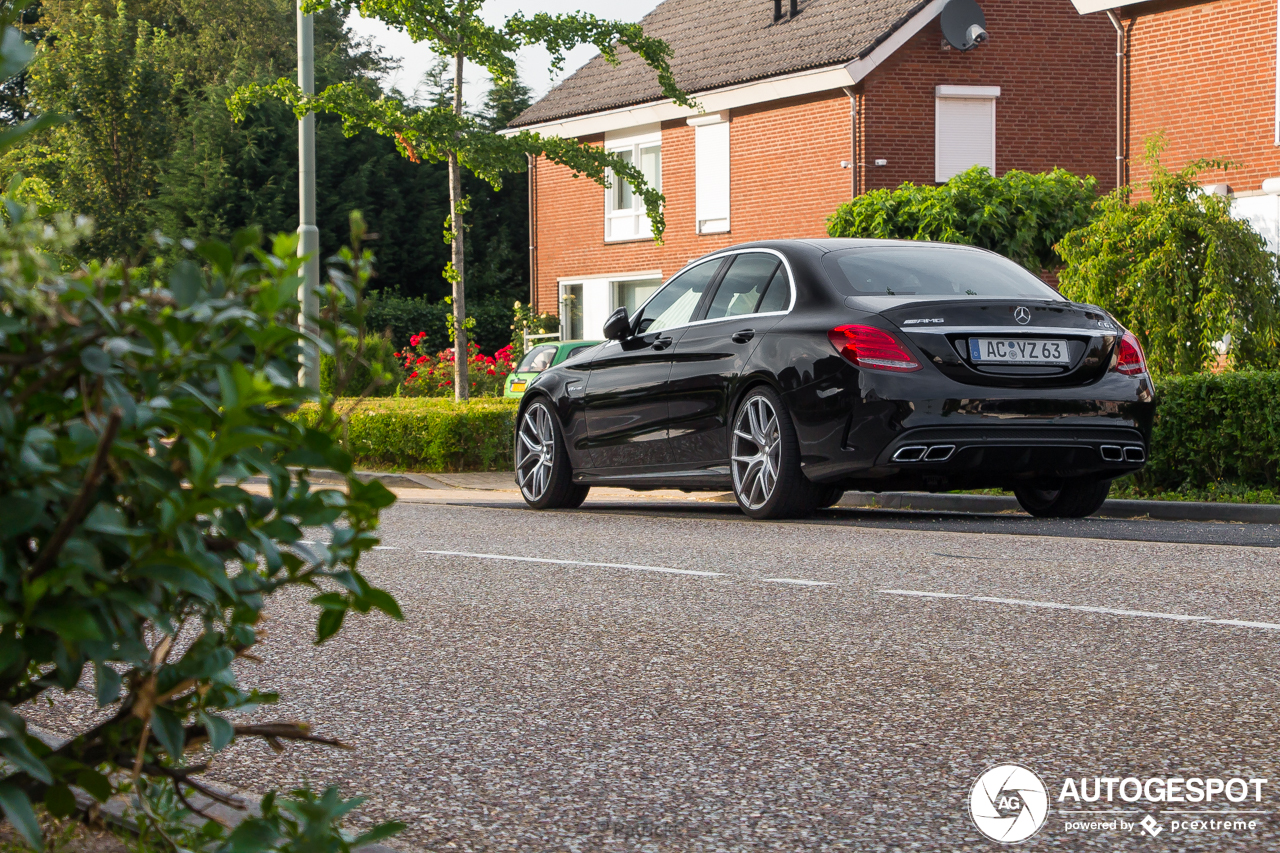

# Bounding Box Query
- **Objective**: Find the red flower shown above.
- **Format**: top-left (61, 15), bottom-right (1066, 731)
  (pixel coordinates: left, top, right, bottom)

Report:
top-left (416, 355), bottom-right (428, 365)
top-left (409, 371), bottom-right (418, 378)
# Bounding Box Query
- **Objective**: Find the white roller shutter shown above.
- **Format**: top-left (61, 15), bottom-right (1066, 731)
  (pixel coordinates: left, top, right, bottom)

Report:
top-left (935, 94), bottom-right (996, 182)
top-left (693, 116), bottom-right (730, 233)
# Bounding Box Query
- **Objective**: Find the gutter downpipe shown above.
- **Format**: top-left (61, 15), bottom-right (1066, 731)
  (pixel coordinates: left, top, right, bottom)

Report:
top-left (842, 86), bottom-right (860, 198)
top-left (526, 153), bottom-right (538, 313)
top-left (1106, 9), bottom-right (1126, 190)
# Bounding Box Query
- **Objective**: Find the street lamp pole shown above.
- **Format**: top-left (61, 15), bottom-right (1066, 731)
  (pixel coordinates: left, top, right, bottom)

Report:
top-left (297, 1), bottom-right (320, 389)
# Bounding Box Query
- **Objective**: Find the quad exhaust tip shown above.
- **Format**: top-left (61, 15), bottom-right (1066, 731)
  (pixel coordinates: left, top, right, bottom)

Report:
top-left (1100, 444), bottom-right (1145, 463)
top-left (892, 444), bottom-right (956, 463)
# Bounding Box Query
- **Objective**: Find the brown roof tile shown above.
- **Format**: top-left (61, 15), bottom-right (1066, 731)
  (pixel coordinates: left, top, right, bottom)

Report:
top-left (510, 0), bottom-right (929, 127)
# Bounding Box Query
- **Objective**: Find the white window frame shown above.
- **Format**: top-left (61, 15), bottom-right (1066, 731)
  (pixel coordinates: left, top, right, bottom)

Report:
top-left (934, 85), bottom-right (1000, 183)
top-left (604, 127), bottom-right (662, 242)
top-left (689, 112), bottom-right (731, 235)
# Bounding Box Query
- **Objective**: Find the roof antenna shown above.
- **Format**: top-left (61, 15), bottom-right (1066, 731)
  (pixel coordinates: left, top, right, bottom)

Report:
top-left (774, 0), bottom-right (783, 21)
top-left (790, 0), bottom-right (799, 16)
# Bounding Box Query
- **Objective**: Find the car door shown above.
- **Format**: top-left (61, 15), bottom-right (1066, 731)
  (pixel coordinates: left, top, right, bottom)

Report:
top-left (666, 251), bottom-right (793, 466)
top-left (582, 258), bottom-right (726, 470)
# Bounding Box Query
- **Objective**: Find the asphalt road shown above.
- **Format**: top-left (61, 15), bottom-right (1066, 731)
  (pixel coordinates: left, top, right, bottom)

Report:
top-left (29, 493), bottom-right (1280, 851)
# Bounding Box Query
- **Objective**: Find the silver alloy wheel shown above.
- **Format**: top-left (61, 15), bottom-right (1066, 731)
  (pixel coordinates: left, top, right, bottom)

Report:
top-left (731, 395), bottom-right (782, 510)
top-left (516, 403), bottom-right (556, 501)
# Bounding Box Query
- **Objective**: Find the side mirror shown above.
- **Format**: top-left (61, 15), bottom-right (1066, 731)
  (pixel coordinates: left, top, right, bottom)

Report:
top-left (603, 306), bottom-right (631, 341)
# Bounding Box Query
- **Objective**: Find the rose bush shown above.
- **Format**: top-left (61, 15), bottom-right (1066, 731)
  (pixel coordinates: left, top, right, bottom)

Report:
top-left (394, 335), bottom-right (515, 397)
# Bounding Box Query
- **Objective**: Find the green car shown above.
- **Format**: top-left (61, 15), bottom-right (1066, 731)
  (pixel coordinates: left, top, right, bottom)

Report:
top-left (504, 339), bottom-right (601, 399)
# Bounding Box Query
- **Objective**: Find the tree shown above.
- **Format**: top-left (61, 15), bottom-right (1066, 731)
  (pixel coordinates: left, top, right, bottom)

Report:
top-left (1056, 138), bottom-right (1280, 374)
top-left (229, 0), bottom-right (693, 400)
top-left (14, 2), bottom-right (174, 258)
top-left (826, 166), bottom-right (1099, 275)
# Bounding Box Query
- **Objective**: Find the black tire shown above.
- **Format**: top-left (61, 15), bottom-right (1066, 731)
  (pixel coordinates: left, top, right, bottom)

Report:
top-left (730, 385), bottom-right (819, 519)
top-left (515, 399), bottom-right (590, 510)
top-left (1013, 478), bottom-right (1111, 518)
top-left (814, 484), bottom-right (845, 509)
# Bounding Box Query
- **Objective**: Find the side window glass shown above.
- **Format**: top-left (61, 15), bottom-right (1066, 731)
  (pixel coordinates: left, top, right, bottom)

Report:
top-left (634, 260), bottom-right (722, 334)
top-left (518, 345), bottom-right (557, 373)
top-left (755, 264), bottom-right (791, 314)
top-left (705, 253), bottom-right (783, 320)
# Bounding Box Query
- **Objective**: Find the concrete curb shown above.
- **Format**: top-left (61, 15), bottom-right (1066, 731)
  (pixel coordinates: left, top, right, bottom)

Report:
top-left (838, 491), bottom-right (1280, 523)
top-left (280, 467), bottom-right (1280, 525)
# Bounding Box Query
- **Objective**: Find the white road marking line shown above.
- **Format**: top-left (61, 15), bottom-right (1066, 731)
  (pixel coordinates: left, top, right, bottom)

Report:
top-left (372, 546), bottom-right (399, 550)
top-left (762, 578), bottom-right (833, 586)
top-left (416, 549), bottom-right (723, 577)
top-left (881, 589), bottom-right (1280, 629)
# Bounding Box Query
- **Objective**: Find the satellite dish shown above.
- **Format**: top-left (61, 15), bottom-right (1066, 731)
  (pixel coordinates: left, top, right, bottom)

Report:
top-left (941, 0), bottom-right (988, 51)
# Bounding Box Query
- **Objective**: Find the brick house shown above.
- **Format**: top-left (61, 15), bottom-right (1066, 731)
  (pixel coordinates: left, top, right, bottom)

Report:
top-left (509, 0), bottom-right (1117, 339)
top-left (1071, 0), bottom-right (1280, 248)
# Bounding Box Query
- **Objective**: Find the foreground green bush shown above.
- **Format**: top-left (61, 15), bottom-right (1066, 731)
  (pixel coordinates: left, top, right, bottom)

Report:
top-left (1142, 371), bottom-right (1280, 491)
top-left (301, 398), bottom-right (518, 471)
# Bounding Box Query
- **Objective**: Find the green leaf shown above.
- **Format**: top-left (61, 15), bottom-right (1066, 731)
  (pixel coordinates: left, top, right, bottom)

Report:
top-left (365, 587), bottom-right (403, 620)
top-left (196, 241), bottom-right (234, 276)
top-left (150, 706), bottom-right (185, 760)
top-left (309, 592), bottom-right (347, 611)
top-left (0, 494), bottom-right (40, 537)
top-left (0, 781), bottom-right (42, 850)
top-left (169, 260), bottom-right (204, 308)
top-left (199, 711), bottom-right (234, 752)
top-left (80, 346), bottom-right (112, 374)
top-left (0, 735), bottom-right (51, 784)
top-left (315, 607), bottom-right (345, 643)
top-left (224, 818), bottom-right (279, 853)
top-left (44, 783), bottom-right (76, 818)
top-left (74, 769), bottom-right (112, 803)
top-left (353, 821), bottom-right (406, 848)
top-left (81, 502), bottom-right (130, 535)
top-left (94, 662), bottom-right (121, 706)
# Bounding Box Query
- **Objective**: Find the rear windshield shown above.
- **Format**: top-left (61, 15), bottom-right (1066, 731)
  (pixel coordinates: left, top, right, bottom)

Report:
top-left (823, 246), bottom-right (1065, 301)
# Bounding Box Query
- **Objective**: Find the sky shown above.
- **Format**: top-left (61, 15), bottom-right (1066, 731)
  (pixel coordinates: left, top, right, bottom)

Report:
top-left (345, 0), bottom-right (662, 105)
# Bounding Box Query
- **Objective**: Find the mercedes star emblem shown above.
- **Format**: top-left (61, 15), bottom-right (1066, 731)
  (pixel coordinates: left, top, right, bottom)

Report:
top-left (1014, 306), bottom-right (1031, 325)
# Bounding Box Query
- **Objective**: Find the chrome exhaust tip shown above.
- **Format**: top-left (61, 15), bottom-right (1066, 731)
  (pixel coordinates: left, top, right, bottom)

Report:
top-left (1099, 445), bottom-right (1124, 462)
top-left (924, 444), bottom-right (956, 462)
top-left (892, 445), bottom-right (928, 462)
top-left (1124, 445), bottom-right (1145, 463)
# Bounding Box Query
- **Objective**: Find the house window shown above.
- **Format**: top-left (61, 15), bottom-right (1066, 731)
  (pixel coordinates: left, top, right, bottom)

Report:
top-left (560, 283), bottom-right (583, 340)
top-left (614, 278), bottom-right (662, 315)
top-left (605, 130), bottom-right (661, 242)
top-left (934, 85), bottom-right (1000, 182)
top-left (689, 112), bottom-right (730, 234)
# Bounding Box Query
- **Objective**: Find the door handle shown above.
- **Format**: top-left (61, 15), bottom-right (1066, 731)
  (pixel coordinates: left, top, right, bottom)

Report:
top-left (732, 329), bottom-right (756, 344)
top-left (652, 335), bottom-right (674, 350)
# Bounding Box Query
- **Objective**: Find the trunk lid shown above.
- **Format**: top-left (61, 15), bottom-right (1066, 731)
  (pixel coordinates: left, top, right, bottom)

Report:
top-left (879, 299), bottom-right (1121, 388)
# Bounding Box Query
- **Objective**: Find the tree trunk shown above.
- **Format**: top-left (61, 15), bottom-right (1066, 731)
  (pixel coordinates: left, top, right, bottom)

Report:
top-left (450, 49), bottom-right (468, 401)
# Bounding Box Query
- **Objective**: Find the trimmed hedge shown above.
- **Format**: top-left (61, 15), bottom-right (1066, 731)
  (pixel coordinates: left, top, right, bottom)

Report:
top-left (1143, 370), bottom-right (1280, 490)
top-left (297, 398), bottom-right (518, 472)
top-left (365, 292), bottom-right (516, 354)
top-left (301, 372), bottom-right (1280, 483)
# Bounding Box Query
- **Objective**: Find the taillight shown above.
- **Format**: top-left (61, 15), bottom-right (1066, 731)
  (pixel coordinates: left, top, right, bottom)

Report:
top-left (828, 325), bottom-right (921, 372)
top-left (1114, 331), bottom-right (1147, 376)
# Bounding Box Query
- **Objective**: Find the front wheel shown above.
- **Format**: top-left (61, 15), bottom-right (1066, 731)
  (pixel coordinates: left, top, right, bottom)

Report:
top-left (730, 386), bottom-right (818, 519)
top-left (515, 400), bottom-right (589, 509)
top-left (1013, 478), bottom-right (1111, 518)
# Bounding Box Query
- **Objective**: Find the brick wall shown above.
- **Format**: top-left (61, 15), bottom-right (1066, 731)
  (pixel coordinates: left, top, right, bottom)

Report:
top-left (530, 0), bottom-right (1115, 315)
top-left (864, 0), bottom-right (1116, 192)
top-left (1124, 0), bottom-right (1279, 195)
top-left (531, 91), bottom-right (853, 313)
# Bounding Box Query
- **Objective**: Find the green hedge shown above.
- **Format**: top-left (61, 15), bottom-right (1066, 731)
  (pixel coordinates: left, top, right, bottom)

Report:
top-left (1142, 370), bottom-right (1280, 490)
top-left (300, 373), bottom-right (1280, 483)
top-left (298, 398), bottom-right (518, 472)
top-left (365, 292), bottom-right (516, 354)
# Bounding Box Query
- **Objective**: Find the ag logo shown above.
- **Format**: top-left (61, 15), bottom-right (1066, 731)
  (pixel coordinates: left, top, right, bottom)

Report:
top-left (1014, 306), bottom-right (1032, 325)
top-left (969, 764), bottom-right (1049, 843)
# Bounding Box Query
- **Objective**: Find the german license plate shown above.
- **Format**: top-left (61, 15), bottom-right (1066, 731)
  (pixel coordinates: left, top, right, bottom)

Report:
top-left (511, 381), bottom-right (526, 392)
top-left (969, 338), bottom-right (1070, 365)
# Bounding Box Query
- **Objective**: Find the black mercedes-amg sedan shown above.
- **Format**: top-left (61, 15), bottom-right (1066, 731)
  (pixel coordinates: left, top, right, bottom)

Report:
top-left (513, 239), bottom-right (1155, 520)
